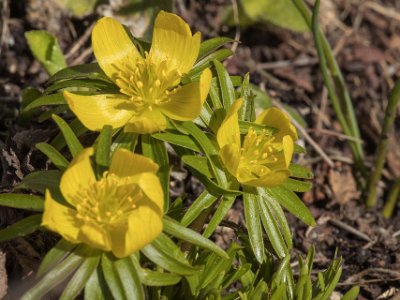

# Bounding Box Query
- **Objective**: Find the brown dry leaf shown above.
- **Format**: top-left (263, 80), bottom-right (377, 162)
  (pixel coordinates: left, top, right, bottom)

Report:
top-left (387, 131), bottom-right (400, 178)
top-left (328, 167), bottom-right (361, 204)
top-left (0, 252), bottom-right (7, 299)
top-left (352, 46), bottom-right (385, 64)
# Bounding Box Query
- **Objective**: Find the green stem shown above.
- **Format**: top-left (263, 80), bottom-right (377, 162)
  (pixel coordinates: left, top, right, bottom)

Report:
top-left (382, 177), bottom-right (400, 218)
top-left (293, 0), bottom-right (365, 174)
top-left (367, 80), bottom-right (400, 208)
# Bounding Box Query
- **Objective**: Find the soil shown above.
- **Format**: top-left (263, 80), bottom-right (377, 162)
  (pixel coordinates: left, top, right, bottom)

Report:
top-left (1, 0), bottom-right (400, 299)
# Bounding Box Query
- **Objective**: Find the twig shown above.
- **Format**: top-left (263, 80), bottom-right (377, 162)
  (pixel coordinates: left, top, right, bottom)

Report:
top-left (363, 1), bottom-right (400, 23)
top-left (367, 79), bottom-right (400, 208)
top-left (382, 177), bottom-right (400, 218)
top-left (228, 0), bottom-right (240, 57)
top-left (341, 268), bottom-right (400, 285)
top-left (308, 128), bottom-right (365, 143)
top-left (257, 57), bottom-right (318, 70)
top-left (0, 0), bottom-right (9, 57)
top-left (65, 23), bottom-right (94, 61)
top-left (272, 100), bottom-right (335, 168)
top-left (70, 47), bottom-right (93, 66)
top-left (328, 218), bottom-right (371, 242)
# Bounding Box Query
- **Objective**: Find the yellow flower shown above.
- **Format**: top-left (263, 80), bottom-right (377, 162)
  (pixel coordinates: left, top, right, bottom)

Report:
top-left (64, 11), bottom-right (212, 134)
top-left (41, 148), bottom-right (164, 258)
top-left (216, 99), bottom-right (298, 187)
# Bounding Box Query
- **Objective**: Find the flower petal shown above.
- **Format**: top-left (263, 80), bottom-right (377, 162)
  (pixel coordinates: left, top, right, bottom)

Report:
top-left (60, 148), bottom-right (96, 206)
top-left (255, 107), bottom-right (298, 141)
top-left (110, 150), bottom-right (159, 177)
top-left (134, 173), bottom-right (164, 214)
top-left (92, 17), bottom-right (142, 82)
top-left (243, 170), bottom-right (290, 187)
top-left (216, 98), bottom-right (243, 148)
top-left (219, 144), bottom-right (241, 178)
top-left (64, 91), bottom-right (134, 131)
top-left (150, 11), bottom-right (200, 74)
top-left (41, 190), bottom-right (80, 243)
top-left (78, 224), bottom-right (112, 252)
top-left (161, 68), bottom-right (211, 121)
top-left (111, 204), bottom-right (163, 258)
top-left (282, 135), bottom-right (294, 168)
top-left (124, 109), bottom-right (167, 133)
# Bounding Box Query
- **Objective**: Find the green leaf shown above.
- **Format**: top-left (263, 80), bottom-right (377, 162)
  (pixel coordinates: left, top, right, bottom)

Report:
top-left (111, 130), bottom-right (138, 152)
top-left (51, 118), bottom-right (87, 151)
top-left (22, 93), bottom-right (66, 113)
top-left (163, 217), bottom-right (229, 259)
top-left (203, 196), bottom-right (236, 238)
top-left (36, 142), bottom-right (69, 170)
top-left (52, 114), bottom-right (84, 157)
top-left (151, 131), bottom-right (201, 152)
top-left (182, 155), bottom-right (214, 178)
top-left (243, 191), bottom-right (265, 263)
top-left (129, 254), bottom-right (181, 286)
top-left (282, 178), bottom-right (312, 193)
top-left (85, 266), bottom-right (113, 300)
top-left (15, 170), bottom-right (62, 199)
top-left (37, 239), bottom-right (77, 278)
top-left (265, 187), bottom-right (316, 226)
top-left (44, 79), bottom-right (118, 94)
top-left (55, 0), bottom-right (98, 17)
top-left (141, 135), bottom-right (170, 212)
top-left (0, 214), bottom-right (42, 242)
top-left (21, 246), bottom-right (87, 300)
top-left (142, 235), bottom-right (198, 275)
top-left (38, 105), bottom-right (68, 123)
top-left (95, 125), bottom-right (112, 168)
top-left (209, 78), bottom-right (223, 109)
top-left (214, 59), bottom-right (235, 109)
top-left (0, 193), bottom-right (44, 211)
top-left (189, 48), bottom-right (233, 79)
top-left (113, 256), bottom-right (145, 300)
top-left (240, 0), bottom-right (308, 32)
top-left (198, 37), bottom-right (234, 60)
top-left (239, 120), bottom-right (275, 135)
top-left (101, 253), bottom-right (127, 300)
top-left (258, 187), bottom-right (292, 250)
top-left (48, 63), bottom-right (109, 84)
top-left (181, 191), bottom-right (217, 226)
top-left (25, 30), bottom-right (67, 75)
top-left (60, 254), bottom-right (100, 300)
top-left (341, 286), bottom-right (360, 300)
top-left (258, 198), bottom-right (288, 258)
top-left (289, 163), bottom-right (314, 179)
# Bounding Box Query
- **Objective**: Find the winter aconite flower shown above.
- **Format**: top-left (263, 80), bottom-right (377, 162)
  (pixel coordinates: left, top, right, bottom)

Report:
top-left (217, 99), bottom-right (298, 187)
top-left (64, 11), bottom-right (212, 134)
top-left (42, 148), bottom-right (163, 258)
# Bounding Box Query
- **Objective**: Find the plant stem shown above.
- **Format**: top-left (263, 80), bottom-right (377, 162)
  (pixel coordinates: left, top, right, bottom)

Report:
top-left (367, 80), bottom-right (400, 208)
top-left (382, 177), bottom-right (400, 218)
top-left (293, 0), bottom-right (366, 174)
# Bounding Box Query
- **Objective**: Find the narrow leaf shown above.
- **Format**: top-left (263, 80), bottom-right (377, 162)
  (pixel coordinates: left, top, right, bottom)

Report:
top-left (214, 59), bottom-right (235, 109)
top-left (36, 142), bottom-right (69, 170)
top-left (198, 37), bottom-right (234, 60)
top-left (181, 191), bottom-right (217, 226)
top-left (0, 193), bottom-right (44, 211)
top-left (95, 125), bottom-right (112, 168)
top-left (52, 114), bottom-right (84, 157)
top-left (0, 215), bottom-right (42, 242)
top-left (22, 93), bottom-right (66, 113)
top-left (163, 217), bottom-right (229, 259)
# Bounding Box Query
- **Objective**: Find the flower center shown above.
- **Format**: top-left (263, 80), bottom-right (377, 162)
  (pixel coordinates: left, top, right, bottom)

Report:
top-left (74, 173), bottom-right (143, 228)
top-left (115, 53), bottom-right (181, 112)
top-left (239, 127), bottom-right (279, 176)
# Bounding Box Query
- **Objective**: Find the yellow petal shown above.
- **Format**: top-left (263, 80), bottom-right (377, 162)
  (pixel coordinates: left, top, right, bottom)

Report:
top-left (255, 107), bottom-right (298, 141)
top-left (161, 68), bottom-right (211, 121)
top-left (64, 91), bottom-right (134, 132)
top-left (41, 190), bottom-right (80, 243)
top-left (111, 204), bottom-right (162, 258)
top-left (124, 109), bottom-right (167, 133)
top-left (150, 11), bottom-right (200, 74)
top-left (110, 150), bottom-right (159, 177)
top-left (78, 224), bottom-right (112, 252)
top-left (219, 144), bottom-right (241, 178)
top-left (282, 135), bottom-right (294, 168)
top-left (243, 170), bottom-right (290, 187)
top-left (60, 148), bottom-right (96, 206)
top-left (216, 99), bottom-right (243, 148)
top-left (134, 173), bottom-right (164, 214)
top-left (92, 17), bottom-right (142, 82)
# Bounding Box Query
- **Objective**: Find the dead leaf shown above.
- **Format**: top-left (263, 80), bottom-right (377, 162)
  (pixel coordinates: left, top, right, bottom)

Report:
top-left (329, 166), bottom-right (361, 204)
